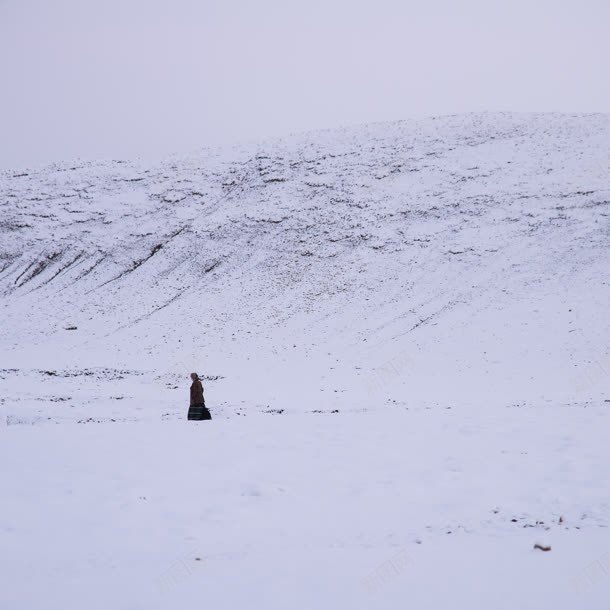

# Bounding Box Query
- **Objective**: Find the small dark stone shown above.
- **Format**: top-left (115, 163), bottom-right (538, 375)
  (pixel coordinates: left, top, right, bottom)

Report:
top-left (533, 544), bottom-right (551, 552)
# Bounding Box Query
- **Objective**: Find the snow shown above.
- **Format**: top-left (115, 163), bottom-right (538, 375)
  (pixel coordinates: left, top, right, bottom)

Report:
top-left (2, 410), bottom-right (610, 609)
top-left (1, 112), bottom-right (610, 608)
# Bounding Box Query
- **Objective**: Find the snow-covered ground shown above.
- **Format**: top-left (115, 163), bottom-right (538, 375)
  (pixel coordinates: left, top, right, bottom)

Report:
top-left (1, 112), bottom-right (609, 608)
top-left (3, 410), bottom-right (610, 609)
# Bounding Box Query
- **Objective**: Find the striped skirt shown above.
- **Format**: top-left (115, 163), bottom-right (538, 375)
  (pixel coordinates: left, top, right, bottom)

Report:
top-left (188, 403), bottom-right (211, 421)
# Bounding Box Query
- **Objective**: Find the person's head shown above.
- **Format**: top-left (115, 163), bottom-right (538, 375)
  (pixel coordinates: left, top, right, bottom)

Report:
top-left (190, 372), bottom-right (198, 381)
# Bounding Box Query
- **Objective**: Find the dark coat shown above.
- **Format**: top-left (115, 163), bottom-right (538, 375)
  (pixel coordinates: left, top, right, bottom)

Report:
top-left (188, 377), bottom-right (211, 420)
top-left (190, 379), bottom-right (204, 406)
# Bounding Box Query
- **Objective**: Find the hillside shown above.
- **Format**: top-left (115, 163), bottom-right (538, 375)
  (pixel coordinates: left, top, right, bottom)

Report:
top-left (1, 112), bottom-right (609, 421)
top-left (2, 113), bottom-right (610, 610)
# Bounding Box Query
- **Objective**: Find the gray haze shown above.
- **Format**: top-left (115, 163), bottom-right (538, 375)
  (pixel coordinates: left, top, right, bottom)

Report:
top-left (1, 0), bottom-right (609, 169)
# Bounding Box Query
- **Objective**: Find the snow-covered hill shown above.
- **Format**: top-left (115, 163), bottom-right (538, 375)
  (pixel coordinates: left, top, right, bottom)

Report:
top-left (1, 112), bottom-right (609, 421)
top-left (2, 113), bottom-right (610, 610)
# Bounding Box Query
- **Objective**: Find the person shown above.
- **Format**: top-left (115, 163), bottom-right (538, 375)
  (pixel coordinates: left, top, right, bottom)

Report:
top-left (187, 372), bottom-right (212, 421)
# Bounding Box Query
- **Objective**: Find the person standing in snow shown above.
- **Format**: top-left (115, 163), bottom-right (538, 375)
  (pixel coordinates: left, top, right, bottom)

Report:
top-left (188, 372), bottom-right (212, 421)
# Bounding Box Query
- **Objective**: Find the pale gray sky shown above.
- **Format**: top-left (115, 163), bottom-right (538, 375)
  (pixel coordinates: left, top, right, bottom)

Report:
top-left (1, 0), bottom-right (609, 169)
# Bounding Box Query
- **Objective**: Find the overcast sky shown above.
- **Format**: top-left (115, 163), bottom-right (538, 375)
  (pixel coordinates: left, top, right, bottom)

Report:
top-left (1, 0), bottom-right (609, 169)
